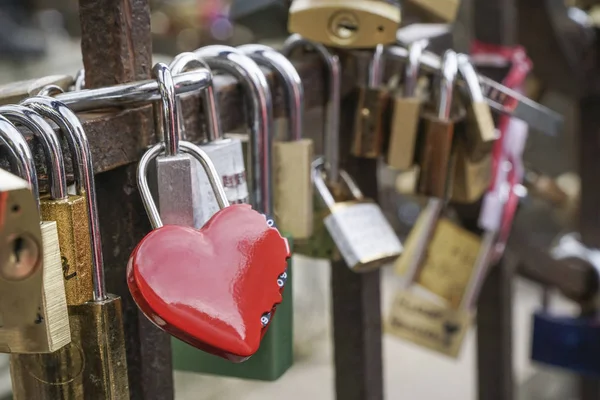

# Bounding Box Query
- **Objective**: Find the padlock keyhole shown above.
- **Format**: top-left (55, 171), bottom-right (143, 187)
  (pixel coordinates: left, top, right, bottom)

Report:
top-left (2, 233), bottom-right (39, 281)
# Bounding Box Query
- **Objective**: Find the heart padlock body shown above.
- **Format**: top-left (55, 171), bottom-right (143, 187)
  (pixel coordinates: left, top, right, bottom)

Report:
top-left (127, 204), bottom-right (290, 361)
top-left (172, 234), bottom-right (294, 381)
top-left (531, 312), bottom-right (600, 377)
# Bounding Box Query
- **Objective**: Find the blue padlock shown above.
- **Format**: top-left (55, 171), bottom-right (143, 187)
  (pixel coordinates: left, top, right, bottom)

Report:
top-left (531, 233), bottom-right (600, 376)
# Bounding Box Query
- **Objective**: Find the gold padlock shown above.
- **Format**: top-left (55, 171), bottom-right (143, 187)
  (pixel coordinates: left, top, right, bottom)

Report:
top-left (239, 44), bottom-right (314, 240)
top-left (418, 50), bottom-right (462, 198)
top-left (352, 44), bottom-right (390, 159)
top-left (288, 0), bottom-right (401, 48)
top-left (451, 137), bottom-right (492, 204)
top-left (23, 96), bottom-right (130, 399)
top-left (402, 0), bottom-right (460, 23)
top-left (0, 115), bottom-right (70, 354)
top-left (457, 54), bottom-right (498, 162)
top-left (387, 40), bottom-right (428, 170)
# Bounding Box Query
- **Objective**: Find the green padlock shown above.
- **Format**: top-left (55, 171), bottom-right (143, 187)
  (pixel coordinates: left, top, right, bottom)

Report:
top-left (171, 45), bottom-right (294, 380)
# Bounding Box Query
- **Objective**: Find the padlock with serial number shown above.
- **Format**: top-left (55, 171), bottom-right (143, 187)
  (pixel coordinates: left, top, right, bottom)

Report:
top-left (129, 138), bottom-right (290, 362)
top-left (387, 39), bottom-right (428, 171)
top-left (23, 95), bottom-right (130, 398)
top-left (314, 158), bottom-right (402, 272)
top-left (288, 0), bottom-right (401, 48)
top-left (0, 116), bottom-right (70, 354)
top-left (170, 53), bottom-right (249, 227)
top-left (239, 43), bottom-right (314, 240)
top-left (531, 233), bottom-right (600, 376)
top-left (281, 35), bottom-right (340, 259)
top-left (417, 50), bottom-right (463, 199)
top-left (351, 44), bottom-right (390, 159)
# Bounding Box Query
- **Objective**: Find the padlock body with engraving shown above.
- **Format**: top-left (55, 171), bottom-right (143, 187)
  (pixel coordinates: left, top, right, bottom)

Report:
top-left (352, 86), bottom-right (389, 158)
top-left (531, 312), bottom-right (600, 377)
top-left (274, 138), bottom-right (314, 239)
top-left (40, 195), bottom-right (93, 305)
top-left (194, 138), bottom-right (248, 227)
top-left (325, 200), bottom-right (402, 271)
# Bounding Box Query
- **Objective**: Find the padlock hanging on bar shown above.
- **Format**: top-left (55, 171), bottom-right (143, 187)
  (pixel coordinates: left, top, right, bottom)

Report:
top-left (22, 95), bottom-right (131, 398)
top-left (239, 44), bottom-right (314, 240)
top-left (170, 53), bottom-right (249, 228)
top-left (351, 44), bottom-right (390, 159)
top-left (0, 116), bottom-right (70, 354)
top-left (281, 34), bottom-right (341, 258)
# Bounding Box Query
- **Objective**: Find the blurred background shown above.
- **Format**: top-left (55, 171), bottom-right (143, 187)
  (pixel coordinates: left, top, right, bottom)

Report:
top-left (0, 0), bottom-right (589, 399)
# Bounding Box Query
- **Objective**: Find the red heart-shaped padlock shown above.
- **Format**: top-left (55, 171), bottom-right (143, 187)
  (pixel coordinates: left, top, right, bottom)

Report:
top-left (127, 204), bottom-right (290, 362)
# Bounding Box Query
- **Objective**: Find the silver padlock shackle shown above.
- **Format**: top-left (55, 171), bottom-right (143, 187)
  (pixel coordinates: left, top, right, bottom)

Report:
top-left (74, 68), bottom-right (85, 91)
top-left (138, 141), bottom-right (230, 229)
top-left (0, 115), bottom-right (39, 209)
top-left (368, 44), bottom-right (385, 88)
top-left (404, 39), bottom-right (429, 97)
top-left (460, 230), bottom-right (497, 311)
top-left (153, 63), bottom-right (181, 157)
top-left (169, 52), bottom-right (224, 143)
top-left (22, 95), bottom-right (106, 302)
top-left (194, 45), bottom-right (274, 216)
top-left (457, 54), bottom-right (485, 103)
top-left (238, 44), bottom-right (304, 142)
top-left (438, 50), bottom-right (458, 120)
top-left (0, 105), bottom-right (67, 201)
top-left (282, 34), bottom-right (341, 186)
top-left (312, 158), bottom-right (364, 210)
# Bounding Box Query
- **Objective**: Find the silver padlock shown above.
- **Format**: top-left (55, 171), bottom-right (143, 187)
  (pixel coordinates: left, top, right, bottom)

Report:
top-left (313, 158), bottom-right (402, 272)
top-left (169, 52), bottom-right (249, 227)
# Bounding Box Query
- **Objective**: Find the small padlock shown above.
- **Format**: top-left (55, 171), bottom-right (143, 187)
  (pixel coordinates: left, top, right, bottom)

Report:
top-left (0, 104), bottom-right (94, 305)
top-left (129, 138), bottom-right (290, 362)
top-left (530, 233), bottom-right (600, 376)
top-left (288, 0), bottom-right (401, 48)
top-left (314, 158), bottom-right (402, 272)
top-left (450, 136), bottom-right (492, 204)
top-left (281, 35), bottom-right (341, 258)
top-left (0, 116), bottom-right (70, 354)
top-left (387, 198), bottom-right (494, 357)
top-left (351, 44), bottom-right (389, 159)
top-left (194, 45), bottom-right (271, 216)
top-left (457, 54), bottom-right (498, 162)
top-left (417, 50), bottom-right (462, 199)
top-left (239, 44), bottom-right (314, 240)
top-left (169, 53), bottom-right (249, 228)
top-left (387, 39), bottom-right (428, 170)
top-left (22, 95), bottom-right (130, 398)
top-left (0, 168), bottom-right (44, 329)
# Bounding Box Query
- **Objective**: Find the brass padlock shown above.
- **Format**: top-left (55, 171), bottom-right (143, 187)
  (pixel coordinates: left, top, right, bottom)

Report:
top-left (0, 104), bottom-right (94, 305)
top-left (387, 198), bottom-right (487, 357)
top-left (417, 50), bottom-right (461, 199)
top-left (22, 96), bottom-right (130, 399)
top-left (457, 54), bottom-right (498, 162)
top-left (402, 0), bottom-right (459, 23)
top-left (281, 35), bottom-right (341, 257)
top-left (239, 44), bottom-right (315, 240)
top-left (450, 137), bottom-right (492, 204)
top-left (0, 169), bottom-right (44, 329)
top-left (314, 158), bottom-right (402, 272)
top-left (387, 40), bottom-right (428, 170)
top-left (288, 0), bottom-right (401, 48)
top-left (0, 116), bottom-right (70, 354)
top-left (352, 44), bottom-right (389, 159)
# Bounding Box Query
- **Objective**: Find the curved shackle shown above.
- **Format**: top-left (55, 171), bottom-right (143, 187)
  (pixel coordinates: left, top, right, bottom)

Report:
top-left (457, 54), bottom-right (485, 103)
top-left (21, 95), bottom-right (106, 302)
top-left (138, 141), bottom-right (230, 229)
top-left (153, 63), bottom-right (181, 157)
top-left (74, 69), bottom-right (85, 91)
top-left (369, 44), bottom-right (386, 88)
top-left (404, 39), bottom-right (429, 97)
top-left (169, 52), bottom-right (223, 143)
top-left (194, 45), bottom-right (274, 216)
top-left (312, 157), bottom-right (364, 210)
top-left (282, 34), bottom-right (341, 186)
top-left (0, 105), bottom-right (67, 200)
top-left (238, 44), bottom-right (304, 142)
top-left (438, 50), bottom-right (459, 120)
top-left (0, 115), bottom-right (39, 209)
